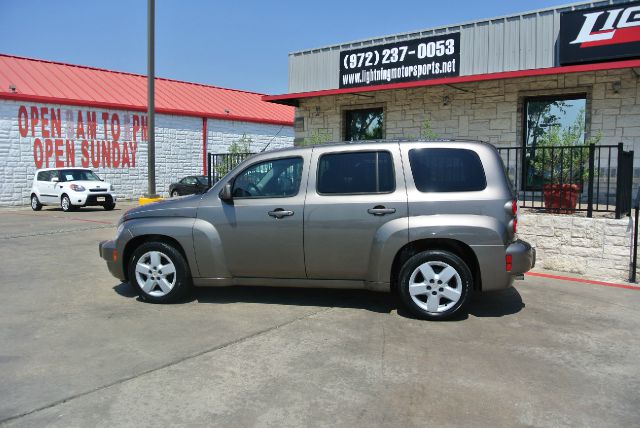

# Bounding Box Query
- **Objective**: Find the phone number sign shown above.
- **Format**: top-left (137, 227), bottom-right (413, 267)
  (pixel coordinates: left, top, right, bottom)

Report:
top-left (339, 32), bottom-right (460, 89)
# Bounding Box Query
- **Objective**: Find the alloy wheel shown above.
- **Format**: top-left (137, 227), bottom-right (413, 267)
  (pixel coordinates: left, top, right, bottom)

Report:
top-left (407, 261), bottom-right (463, 313)
top-left (134, 251), bottom-right (177, 297)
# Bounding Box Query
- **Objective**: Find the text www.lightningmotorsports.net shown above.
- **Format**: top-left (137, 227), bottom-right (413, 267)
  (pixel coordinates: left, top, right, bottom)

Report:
top-left (342, 59), bottom-right (457, 86)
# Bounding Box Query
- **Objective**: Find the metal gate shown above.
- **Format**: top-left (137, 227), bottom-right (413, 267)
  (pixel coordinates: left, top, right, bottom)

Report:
top-left (206, 152), bottom-right (254, 188)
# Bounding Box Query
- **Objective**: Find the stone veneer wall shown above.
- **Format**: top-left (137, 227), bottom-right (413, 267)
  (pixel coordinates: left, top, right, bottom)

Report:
top-left (295, 68), bottom-right (640, 161)
top-left (0, 100), bottom-right (293, 205)
top-left (518, 212), bottom-right (634, 282)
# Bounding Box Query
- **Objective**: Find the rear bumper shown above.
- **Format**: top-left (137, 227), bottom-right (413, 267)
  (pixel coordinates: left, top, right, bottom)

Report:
top-left (99, 239), bottom-right (125, 281)
top-left (507, 239), bottom-right (536, 275)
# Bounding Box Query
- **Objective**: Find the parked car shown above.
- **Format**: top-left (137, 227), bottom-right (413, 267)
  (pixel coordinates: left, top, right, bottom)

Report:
top-left (99, 140), bottom-right (535, 320)
top-left (169, 175), bottom-right (209, 197)
top-left (31, 168), bottom-right (116, 212)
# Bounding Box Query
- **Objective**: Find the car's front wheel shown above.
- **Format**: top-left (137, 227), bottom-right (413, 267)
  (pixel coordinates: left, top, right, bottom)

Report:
top-left (171, 190), bottom-right (179, 197)
top-left (104, 202), bottom-right (116, 211)
top-left (60, 195), bottom-right (75, 212)
top-left (31, 194), bottom-right (42, 211)
top-left (128, 241), bottom-right (191, 303)
top-left (397, 250), bottom-right (472, 320)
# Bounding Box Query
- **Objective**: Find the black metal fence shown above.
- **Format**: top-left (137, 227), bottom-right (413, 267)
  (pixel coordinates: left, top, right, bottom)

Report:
top-left (206, 152), bottom-right (253, 188)
top-left (497, 143), bottom-right (633, 218)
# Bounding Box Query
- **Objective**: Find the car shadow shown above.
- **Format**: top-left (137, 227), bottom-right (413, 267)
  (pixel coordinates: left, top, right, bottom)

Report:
top-left (112, 283), bottom-right (524, 320)
top-left (47, 207), bottom-right (122, 212)
top-left (467, 287), bottom-right (525, 317)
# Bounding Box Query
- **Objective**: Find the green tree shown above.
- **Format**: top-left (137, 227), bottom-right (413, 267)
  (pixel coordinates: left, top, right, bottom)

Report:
top-left (298, 129), bottom-right (332, 146)
top-left (531, 109), bottom-right (601, 184)
top-left (420, 118), bottom-right (439, 139)
top-left (214, 134), bottom-right (253, 179)
top-left (526, 100), bottom-right (568, 147)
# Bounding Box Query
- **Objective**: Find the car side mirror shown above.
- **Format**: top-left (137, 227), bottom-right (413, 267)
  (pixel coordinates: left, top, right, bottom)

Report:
top-left (51, 177), bottom-right (59, 183)
top-left (219, 183), bottom-right (233, 202)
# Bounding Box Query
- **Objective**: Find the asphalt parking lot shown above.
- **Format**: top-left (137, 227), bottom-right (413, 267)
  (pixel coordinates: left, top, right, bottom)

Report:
top-left (1, 201), bottom-right (639, 427)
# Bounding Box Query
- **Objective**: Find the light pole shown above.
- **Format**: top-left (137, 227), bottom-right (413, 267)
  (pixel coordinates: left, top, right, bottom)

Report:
top-left (146, 0), bottom-right (157, 198)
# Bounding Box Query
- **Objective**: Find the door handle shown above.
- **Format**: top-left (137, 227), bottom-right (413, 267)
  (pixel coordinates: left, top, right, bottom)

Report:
top-left (268, 209), bottom-right (294, 219)
top-left (367, 206), bottom-right (396, 216)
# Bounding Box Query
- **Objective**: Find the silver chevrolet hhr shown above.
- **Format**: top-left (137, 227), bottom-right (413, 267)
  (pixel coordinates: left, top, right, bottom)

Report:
top-left (100, 140), bottom-right (535, 320)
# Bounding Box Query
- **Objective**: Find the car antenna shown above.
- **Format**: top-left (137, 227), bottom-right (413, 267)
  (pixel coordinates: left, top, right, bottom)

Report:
top-left (261, 125), bottom-right (284, 152)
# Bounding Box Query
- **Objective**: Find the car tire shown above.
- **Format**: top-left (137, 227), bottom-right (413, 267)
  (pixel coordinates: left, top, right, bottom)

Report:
top-left (171, 190), bottom-right (179, 197)
top-left (60, 194), bottom-right (74, 212)
top-left (128, 241), bottom-right (192, 303)
top-left (397, 250), bottom-right (472, 320)
top-left (104, 203), bottom-right (116, 211)
top-left (31, 194), bottom-right (42, 211)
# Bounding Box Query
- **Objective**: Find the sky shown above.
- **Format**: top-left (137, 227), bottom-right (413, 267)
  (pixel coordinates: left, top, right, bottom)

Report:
top-left (0, 0), bottom-right (568, 95)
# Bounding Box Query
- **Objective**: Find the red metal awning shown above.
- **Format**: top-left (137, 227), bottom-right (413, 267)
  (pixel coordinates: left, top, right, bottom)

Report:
top-left (0, 54), bottom-right (294, 126)
top-left (263, 59), bottom-right (640, 106)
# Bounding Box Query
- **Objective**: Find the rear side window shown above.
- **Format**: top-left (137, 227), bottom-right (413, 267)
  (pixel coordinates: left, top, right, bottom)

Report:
top-left (409, 148), bottom-right (486, 192)
top-left (317, 151), bottom-right (394, 194)
top-left (37, 171), bottom-right (50, 181)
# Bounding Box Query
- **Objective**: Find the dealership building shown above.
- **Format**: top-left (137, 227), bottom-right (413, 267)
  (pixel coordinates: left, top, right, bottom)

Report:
top-left (265, 0), bottom-right (640, 174)
top-left (0, 54), bottom-right (294, 206)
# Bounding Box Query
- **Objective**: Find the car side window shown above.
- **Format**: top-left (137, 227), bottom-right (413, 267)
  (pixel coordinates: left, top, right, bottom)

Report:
top-left (183, 177), bottom-right (197, 185)
top-left (232, 157), bottom-right (303, 198)
top-left (409, 148), bottom-right (487, 192)
top-left (37, 171), bottom-right (49, 181)
top-left (49, 170), bottom-right (59, 181)
top-left (317, 151), bottom-right (395, 194)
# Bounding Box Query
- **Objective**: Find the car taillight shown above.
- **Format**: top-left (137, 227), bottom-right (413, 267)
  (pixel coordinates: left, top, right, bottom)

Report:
top-left (512, 199), bottom-right (518, 234)
top-left (506, 254), bottom-right (512, 272)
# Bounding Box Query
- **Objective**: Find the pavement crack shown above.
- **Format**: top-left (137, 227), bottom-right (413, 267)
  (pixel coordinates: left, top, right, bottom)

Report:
top-left (0, 307), bottom-right (332, 426)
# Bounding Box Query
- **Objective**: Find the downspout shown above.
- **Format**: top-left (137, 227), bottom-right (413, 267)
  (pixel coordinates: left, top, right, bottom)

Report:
top-left (202, 117), bottom-right (207, 176)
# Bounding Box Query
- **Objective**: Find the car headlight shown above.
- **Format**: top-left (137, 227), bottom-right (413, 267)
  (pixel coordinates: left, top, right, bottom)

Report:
top-left (70, 184), bottom-right (86, 192)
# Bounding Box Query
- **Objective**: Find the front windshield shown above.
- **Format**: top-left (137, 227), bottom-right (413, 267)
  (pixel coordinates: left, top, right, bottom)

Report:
top-left (60, 169), bottom-right (102, 182)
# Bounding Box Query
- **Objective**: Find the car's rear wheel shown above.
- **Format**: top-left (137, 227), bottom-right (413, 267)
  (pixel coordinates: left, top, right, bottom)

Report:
top-left (128, 241), bottom-right (191, 303)
top-left (171, 190), bottom-right (179, 197)
top-left (60, 195), bottom-right (74, 212)
top-left (31, 194), bottom-right (42, 211)
top-left (397, 250), bottom-right (472, 320)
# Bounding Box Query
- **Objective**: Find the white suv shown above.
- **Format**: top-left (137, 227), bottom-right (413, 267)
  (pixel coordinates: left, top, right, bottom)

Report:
top-left (31, 168), bottom-right (117, 212)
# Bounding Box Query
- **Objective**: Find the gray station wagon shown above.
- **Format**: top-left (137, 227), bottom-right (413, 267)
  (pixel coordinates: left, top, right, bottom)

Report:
top-left (99, 140), bottom-right (535, 320)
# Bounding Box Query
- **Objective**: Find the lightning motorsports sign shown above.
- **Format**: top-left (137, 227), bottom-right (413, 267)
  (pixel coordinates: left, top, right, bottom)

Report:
top-left (560, 1), bottom-right (640, 65)
top-left (339, 33), bottom-right (460, 89)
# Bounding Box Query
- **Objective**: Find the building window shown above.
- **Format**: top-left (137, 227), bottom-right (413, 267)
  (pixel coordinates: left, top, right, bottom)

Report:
top-left (345, 108), bottom-right (384, 141)
top-left (523, 95), bottom-right (587, 188)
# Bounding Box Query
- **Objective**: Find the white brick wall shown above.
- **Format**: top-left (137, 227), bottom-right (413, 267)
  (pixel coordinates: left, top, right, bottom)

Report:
top-left (519, 212), bottom-right (634, 282)
top-left (0, 100), bottom-right (293, 205)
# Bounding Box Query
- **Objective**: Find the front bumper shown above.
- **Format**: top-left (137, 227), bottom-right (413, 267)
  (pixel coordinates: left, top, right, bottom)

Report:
top-left (507, 239), bottom-right (536, 275)
top-left (71, 192), bottom-right (116, 207)
top-left (99, 239), bottom-right (125, 281)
